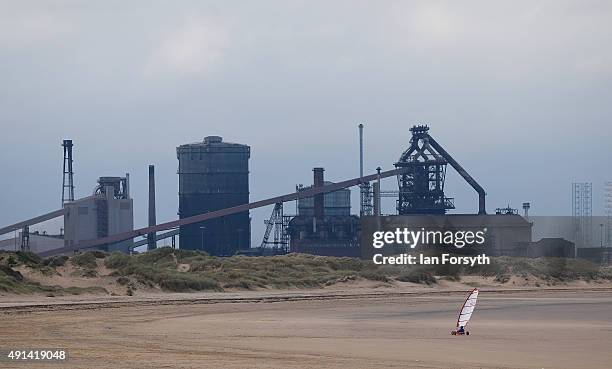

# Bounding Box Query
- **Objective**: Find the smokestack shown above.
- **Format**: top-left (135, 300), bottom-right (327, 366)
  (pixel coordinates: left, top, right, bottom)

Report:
top-left (148, 165), bottom-right (156, 250)
top-left (359, 124), bottom-right (364, 178)
top-left (374, 167), bottom-right (382, 216)
top-left (313, 167), bottom-right (325, 220)
top-left (522, 202), bottom-right (530, 218)
top-left (359, 124), bottom-right (365, 216)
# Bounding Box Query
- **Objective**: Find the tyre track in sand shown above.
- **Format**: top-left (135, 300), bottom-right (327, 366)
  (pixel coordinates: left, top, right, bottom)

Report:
top-left (2, 286), bottom-right (612, 314)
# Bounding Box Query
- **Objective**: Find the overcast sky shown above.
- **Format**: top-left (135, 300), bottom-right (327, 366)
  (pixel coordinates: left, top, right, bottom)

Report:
top-left (1, 0), bottom-right (611, 246)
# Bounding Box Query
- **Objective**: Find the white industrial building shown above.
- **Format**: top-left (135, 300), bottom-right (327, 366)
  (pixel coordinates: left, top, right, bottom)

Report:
top-left (0, 231), bottom-right (64, 254)
top-left (0, 176), bottom-right (134, 255)
top-left (63, 176), bottom-right (134, 252)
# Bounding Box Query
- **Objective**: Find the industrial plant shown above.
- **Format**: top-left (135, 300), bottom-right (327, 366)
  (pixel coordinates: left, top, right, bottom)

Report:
top-left (287, 168), bottom-right (361, 257)
top-left (0, 125), bottom-right (610, 264)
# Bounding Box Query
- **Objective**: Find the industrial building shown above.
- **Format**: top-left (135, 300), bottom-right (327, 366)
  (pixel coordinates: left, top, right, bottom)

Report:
top-left (177, 136), bottom-right (250, 255)
top-left (288, 125), bottom-right (496, 258)
top-left (0, 136), bottom-right (134, 255)
top-left (0, 231), bottom-right (64, 254)
top-left (515, 238), bottom-right (575, 258)
top-left (578, 247), bottom-right (612, 264)
top-left (64, 176), bottom-right (134, 252)
top-left (394, 125), bottom-right (486, 215)
top-left (0, 125), bottom-right (608, 265)
top-left (287, 168), bottom-right (361, 257)
top-left (296, 182), bottom-right (351, 216)
top-left (0, 176), bottom-right (134, 255)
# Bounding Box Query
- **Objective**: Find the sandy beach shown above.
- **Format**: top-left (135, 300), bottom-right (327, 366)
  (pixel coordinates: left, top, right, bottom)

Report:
top-left (1, 288), bottom-right (611, 369)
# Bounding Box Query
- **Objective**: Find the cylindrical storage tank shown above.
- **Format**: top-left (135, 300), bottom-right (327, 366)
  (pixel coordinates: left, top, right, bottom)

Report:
top-left (177, 136), bottom-right (250, 255)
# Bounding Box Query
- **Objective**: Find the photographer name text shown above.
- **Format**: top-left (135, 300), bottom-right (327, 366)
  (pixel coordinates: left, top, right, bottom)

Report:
top-left (372, 253), bottom-right (490, 266)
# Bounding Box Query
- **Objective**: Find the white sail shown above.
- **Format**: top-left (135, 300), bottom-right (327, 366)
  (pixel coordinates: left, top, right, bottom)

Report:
top-left (456, 288), bottom-right (479, 328)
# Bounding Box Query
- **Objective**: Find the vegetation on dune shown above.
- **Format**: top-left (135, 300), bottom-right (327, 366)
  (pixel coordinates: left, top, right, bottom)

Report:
top-left (105, 248), bottom-right (375, 292)
top-left (0, 262), bottom-right (104, 295)
top-left (70, 250), bottom-right (107, 277)
top-left (395, 269), bottom-right (438, 285)
top-left (0, 251), bottom-right (56, 276)
top-left (71, 252), bottom-right (98, 269)
top-left (464, 256), bottom-right (610, 282)
top-left (0, 251), bottom-right (106, 295)
top-left (384, 251), bottom-right (612, 283)
top-left (104, 248), bottom-right (611, 292)
top-left (1, 248), bottom-right (611, 295)
top-left (43, 255), bottom-right (69, 268)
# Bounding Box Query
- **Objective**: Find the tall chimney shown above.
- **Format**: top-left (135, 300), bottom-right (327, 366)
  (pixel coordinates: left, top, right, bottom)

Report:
top-left (313, 167), bottom-right (325, 220)
top-left (359, 124), bottom-right (365, 216)
top-left (148, 165), bottom-right (156, 250)
top-left (359, 124), bottom-right (364, 178)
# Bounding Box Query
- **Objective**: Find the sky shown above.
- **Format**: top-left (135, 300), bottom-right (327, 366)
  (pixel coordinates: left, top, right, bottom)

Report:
top-left (1, 0), bottom-right (611, 246)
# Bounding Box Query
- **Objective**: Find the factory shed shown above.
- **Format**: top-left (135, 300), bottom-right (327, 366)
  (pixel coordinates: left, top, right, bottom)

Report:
top-left (0, 232), bottom-right (64, 254)
top-left (514, 238), bottom-right (575, 258)
top-left (288, 168), bottom-right (361, 257)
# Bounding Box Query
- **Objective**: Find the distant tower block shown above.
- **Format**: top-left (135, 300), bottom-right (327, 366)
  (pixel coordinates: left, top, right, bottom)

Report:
top-left (572, 182), bottom-right (593, 248)
top-left (62, 139), bottom-right (75, 206)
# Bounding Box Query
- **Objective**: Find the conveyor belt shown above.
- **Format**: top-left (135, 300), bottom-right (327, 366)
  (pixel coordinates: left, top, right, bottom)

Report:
top-left (39, 167), bottom-right (406, 256)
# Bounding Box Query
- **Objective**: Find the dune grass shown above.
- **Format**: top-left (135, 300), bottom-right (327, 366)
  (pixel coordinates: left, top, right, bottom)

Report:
top-left (105, 248), bottom-right (372, 291)
top-left (1, 248), bottom-right (610, 294)
top-left (104, 248), bottom-right (612, 292)
top-left (0, 251), bottom-right (106, 295)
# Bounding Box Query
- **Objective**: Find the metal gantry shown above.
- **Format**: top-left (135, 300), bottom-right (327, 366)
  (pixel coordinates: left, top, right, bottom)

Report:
top-left (394, 125), bottom-right (485, 215)
top-left (0, 208), bottom-right (67, 237)
top-left (20, 226), bottom-right (30, 252)
top-left (360, 182), bottom-right (373, 216)
top-left (572, 182), bottom-right (593, 248)
top-left (395, 125), bottom-right (454, 214)
top-left (260, 202), bottom-right (290, 252)
top-left (37, 167), bottom-right (409, 257)
top-left (605, 181), bottom-right (612, 247)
